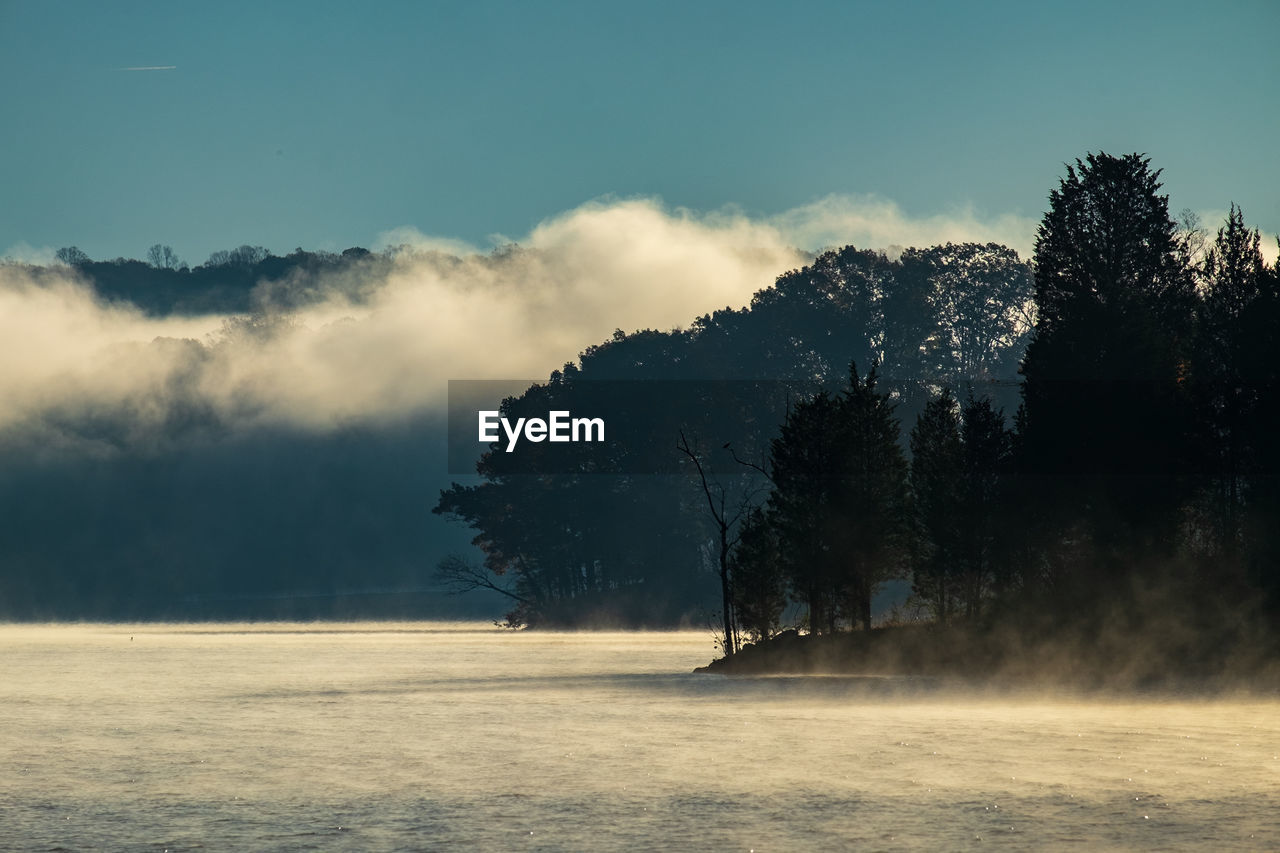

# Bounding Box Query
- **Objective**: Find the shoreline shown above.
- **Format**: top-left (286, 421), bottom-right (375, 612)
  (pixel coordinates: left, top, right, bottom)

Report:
top-left (694, 623), bottom-right (1280, 693)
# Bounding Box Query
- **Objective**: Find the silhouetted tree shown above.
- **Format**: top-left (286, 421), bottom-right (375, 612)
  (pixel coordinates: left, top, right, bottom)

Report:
top-left (204, 245), bottom-right (270, 268)
top-left (744, 246), bottom-right (887, 383)
top-left (1238, 242), bottom-right (1280, 609)
top-left (1019, 152), bottom-right (1196, 596)
top-left (909, 389), bottom-right (964, 622)
top-left (910, 389), bottom-right (1012, 622)
top-left (146, 244), bottom-right (185, 271)
top-left (729, 506), bottom-right (786, 643)
top-left (55, 246), bottom-right (89, 265)
top-left (955, 393), bottom-right (1012, 616)
top-left (904, 242), bottom-right (1034, 382)
top-left (1189, 204), bottom-right (1268, 572)
top-left (678, 430), bottom-right (750, 655)
top-left (768, 389), bottom-right (843, 632)
top-left (881, 252), bottom-right (939, 382)
top-left (768, 362), bottom-right (909, 632)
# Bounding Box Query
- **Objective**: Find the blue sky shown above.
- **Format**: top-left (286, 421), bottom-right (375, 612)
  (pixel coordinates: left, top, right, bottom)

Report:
top-left (2, 0), bottom-right (1277, 264)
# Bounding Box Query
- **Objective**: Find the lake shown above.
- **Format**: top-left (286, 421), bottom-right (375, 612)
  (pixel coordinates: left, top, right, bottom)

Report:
top-left (1, 623), bottom-right (1276, 850)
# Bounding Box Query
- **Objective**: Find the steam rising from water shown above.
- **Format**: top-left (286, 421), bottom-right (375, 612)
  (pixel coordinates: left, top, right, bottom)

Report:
top-left (0, 624), bottom-right (1275, 849)
top-left (0, 197), bottom-right (1037, 452)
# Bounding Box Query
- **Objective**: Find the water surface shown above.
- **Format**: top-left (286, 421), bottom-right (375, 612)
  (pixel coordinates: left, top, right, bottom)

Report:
top-left (1, 623), bottom-right (1276, 850)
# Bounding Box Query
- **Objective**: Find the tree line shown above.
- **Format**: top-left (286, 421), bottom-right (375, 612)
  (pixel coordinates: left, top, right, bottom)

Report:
top-left (436, 153), bottom-right (1280, 652)
top-left (435, 240), bottom-right (1036, 628)
top-left (28, 244), bottom-right (381, 315)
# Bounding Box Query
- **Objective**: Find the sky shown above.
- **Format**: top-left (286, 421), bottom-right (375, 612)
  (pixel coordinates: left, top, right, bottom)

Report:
top-left (2, 0), bottom-right (1278, 266)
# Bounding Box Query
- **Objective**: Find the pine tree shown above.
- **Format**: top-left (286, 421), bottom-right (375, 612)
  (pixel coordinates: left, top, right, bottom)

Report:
top-left (956, 394), bottom-right (1012, 616)
top-left (729, 507), bottom-right (787, 643)
top-left (1019, 153), bottom-right (1196, 593)
top-left (768, 362), bottom-right (910, 632)
top-left (1239, 240), bottom-right (1280, 610)
top-left (910, 391), bottom-right (1012, 622)
top-left (768, 389), bottom-right (847, 633)
top-left (1191, 204), bottom-right (1268, 569)
top-left (909, 390), bottom-right (964, 622)
top-left (836, 363), bottom-right (912, 630)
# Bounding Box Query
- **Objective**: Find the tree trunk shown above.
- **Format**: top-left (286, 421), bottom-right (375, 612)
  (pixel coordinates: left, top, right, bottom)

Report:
top-left (719, 523), bottom-right (735, 655)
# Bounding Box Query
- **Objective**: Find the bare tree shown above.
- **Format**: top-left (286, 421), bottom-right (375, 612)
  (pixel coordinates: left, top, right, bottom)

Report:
top-left (55, 246), bottom-right (89, 265)
top-left (204, 245), bottom-right (270, 268)
top-left (677, 430), bottom-right (766, 655)
top-left (146, 244), bottom-right (185, 270)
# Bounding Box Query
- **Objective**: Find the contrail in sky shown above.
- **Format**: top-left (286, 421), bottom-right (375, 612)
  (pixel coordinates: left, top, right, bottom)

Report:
top-left (121, 66), bottom-right (176, 71)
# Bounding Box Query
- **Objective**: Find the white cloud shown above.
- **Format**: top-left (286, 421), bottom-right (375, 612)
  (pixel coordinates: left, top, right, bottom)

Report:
top-left (372, 227), bottom-right (480, 257)
top-left (2, 242), bottom-right (61, 266)
top-left (768, 193), bottom-right (1039, 258)
top-left (0, 194), bottom-right (1042, 447)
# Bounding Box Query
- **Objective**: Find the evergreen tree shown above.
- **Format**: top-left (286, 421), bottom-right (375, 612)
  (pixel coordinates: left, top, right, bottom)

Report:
top-left (1190, 204), bottom-right (1268, 570)
top-left (956, 393), bottom-right (1012, 616)
top-left (768, 362), bottom-right (910, 632)
top-left (909, 389), bottom-right (964, 622)
top-left (1019, 152), bottom-right (1196, 595)
top-left (729, 506), bottom-right (787, 643)
top-left (1240, 242), bottom-right (1280, 610)
top-left (768, 390), bottom-right (847, 633)
top-left (910, 390), bottom-right (1012, 622)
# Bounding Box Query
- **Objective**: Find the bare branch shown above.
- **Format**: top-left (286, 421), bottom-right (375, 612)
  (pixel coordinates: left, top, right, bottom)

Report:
top-left (677, 430), bottom-right (724, 527)
top-left (434, 553), bottom-right (528, 603)
top-left (725, 442), bottom-right (774, 484)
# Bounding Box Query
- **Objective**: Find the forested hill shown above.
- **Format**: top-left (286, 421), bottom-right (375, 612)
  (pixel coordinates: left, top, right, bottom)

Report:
top-left (434, 242), bottom-right (1035, 627)
top-left (0, 237), bottom-right (1031, 621)
top-left (31, 244), bottom-right (386, 315)
top-left (437, 154), bottom-right (1280, 650)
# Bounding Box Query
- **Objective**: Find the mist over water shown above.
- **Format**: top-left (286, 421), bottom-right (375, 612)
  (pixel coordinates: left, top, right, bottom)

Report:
top-left (1, 624), bottom-right (1276, 850)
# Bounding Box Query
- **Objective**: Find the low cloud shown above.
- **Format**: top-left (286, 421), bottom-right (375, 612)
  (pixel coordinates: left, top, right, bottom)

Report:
top-left (768, 193), bottom-right (1038, 259)
top-left (1, 242), bottom-right (61, 266)
top-left (0, 195), bottom-right (1036, 451)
